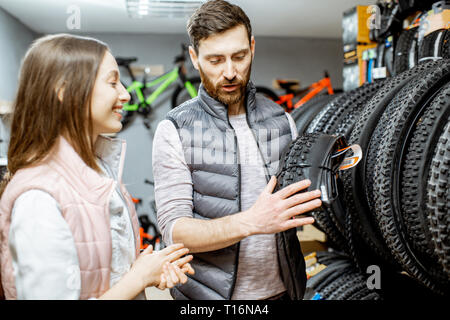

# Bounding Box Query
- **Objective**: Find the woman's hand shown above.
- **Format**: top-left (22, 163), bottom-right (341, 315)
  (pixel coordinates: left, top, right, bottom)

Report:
top-left (98, 243), bottom-right (194, 300)
top-left (130, 243), bottom-right (192, 290)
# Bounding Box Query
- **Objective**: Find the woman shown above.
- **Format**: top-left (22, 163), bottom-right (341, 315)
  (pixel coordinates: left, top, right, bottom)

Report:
top-left (0, 34), bottom-right (193, 300)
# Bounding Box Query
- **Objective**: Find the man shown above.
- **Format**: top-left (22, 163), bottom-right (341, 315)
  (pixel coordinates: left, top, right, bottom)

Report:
top-left (152, 0), bottom-right (322, 300)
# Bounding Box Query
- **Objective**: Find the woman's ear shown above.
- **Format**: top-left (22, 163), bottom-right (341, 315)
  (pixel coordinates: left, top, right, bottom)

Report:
top-left (55, 82), bottom-right (66, 102)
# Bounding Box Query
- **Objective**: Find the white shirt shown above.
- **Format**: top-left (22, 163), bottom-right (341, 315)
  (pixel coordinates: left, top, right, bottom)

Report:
top-left (8, 159), bottom-right (142, 300)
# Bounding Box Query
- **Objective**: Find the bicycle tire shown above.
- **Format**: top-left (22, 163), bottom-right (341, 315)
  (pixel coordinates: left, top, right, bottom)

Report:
top-left (418, 29), bottom-right (446, 63)
top-left (373, 59), bottom-right (450, 294)
top-left (319, 272), bottom-right (358, 299)
top-left (305, 92), bottom-right (349, 135)
top-left (393, 27), bottom-right (419, 75)
top-left (307, 83), bottom-right (382, 137)
top-left (321, 81), bottom-right (385, 138)
top-left (401, 82), bottom-right (450, 261)
top-left (376, 43), bottom-right (386, 68)
top-left (171, 77), bottom-right (201, 109)
top-left (308, 260), bottom-right (353, 292)
top-left (427, 121), bottom-right (450, 278)
top-left (342, 60), bottom-right (443, 268)
top-left (440, 29), bottom-right (450, 59)
top-left (274, 133), bottom-right (349, 252)
top-left (338, 278), bottom-right (373, 300)
top-left (255, 86), bottom-right (280, 102)
top-left (326, 273), bottom-right (367, 300)
top-left (292, 94), bottom-right (337, 136)
top-left (384, 41), bottom-right (394, 77)
top-left (315, 250), bottom-right (348, 266)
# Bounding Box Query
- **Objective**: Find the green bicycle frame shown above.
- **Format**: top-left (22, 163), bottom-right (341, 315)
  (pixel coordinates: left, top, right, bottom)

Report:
top-left (124, 66), bottom-right (197, 111)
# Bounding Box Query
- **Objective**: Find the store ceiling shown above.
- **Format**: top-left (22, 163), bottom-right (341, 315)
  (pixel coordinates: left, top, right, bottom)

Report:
top-left (0, 0), bottom-right (375, 39)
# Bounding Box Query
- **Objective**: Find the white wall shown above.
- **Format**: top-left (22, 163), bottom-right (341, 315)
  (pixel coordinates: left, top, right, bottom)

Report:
top-left (0, 7), bottom-right (36, 159)
top-left (0, 7), bottom-right (36, 101)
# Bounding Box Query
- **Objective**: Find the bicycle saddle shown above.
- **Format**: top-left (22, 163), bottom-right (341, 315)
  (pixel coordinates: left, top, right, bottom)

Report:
top-left (275, 133), bottom-right (359, 208)
top-left (275, 79), bottom-right (300, 91)
top-left (115, 57), bottom-right (138, 66)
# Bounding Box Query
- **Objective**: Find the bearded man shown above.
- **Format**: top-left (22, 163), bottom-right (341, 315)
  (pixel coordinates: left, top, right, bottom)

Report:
top-left (152, 0), bottom-right (322, 300)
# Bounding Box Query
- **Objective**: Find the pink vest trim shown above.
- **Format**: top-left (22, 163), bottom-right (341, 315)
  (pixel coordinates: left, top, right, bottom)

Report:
top-left (0, 136), bottom-right (140, 299)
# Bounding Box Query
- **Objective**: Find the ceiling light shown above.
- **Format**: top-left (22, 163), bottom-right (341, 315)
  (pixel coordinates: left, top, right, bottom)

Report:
top-left (126, 0), bottom-right (206, 18)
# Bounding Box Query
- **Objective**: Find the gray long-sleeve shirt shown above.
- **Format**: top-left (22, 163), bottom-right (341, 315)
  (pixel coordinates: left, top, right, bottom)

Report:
top-left (152, 111), bottom-right (298, 300)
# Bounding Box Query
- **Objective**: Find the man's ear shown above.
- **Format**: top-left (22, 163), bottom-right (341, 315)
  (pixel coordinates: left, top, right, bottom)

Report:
top-left (250, 36), bottom-right (255, 59)
top-left (189, 45), bottom-right (199, 71)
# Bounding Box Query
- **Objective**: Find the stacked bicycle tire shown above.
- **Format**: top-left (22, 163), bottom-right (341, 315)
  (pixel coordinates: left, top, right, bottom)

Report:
top-left (284, 58), bottom-right (450, 298)
top-left (304, 251), bottom-right (381, 300)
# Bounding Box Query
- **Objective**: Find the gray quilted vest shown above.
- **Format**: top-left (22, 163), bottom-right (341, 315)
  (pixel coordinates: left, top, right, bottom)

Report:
top-left (166, 81), bottom-right (307, 300)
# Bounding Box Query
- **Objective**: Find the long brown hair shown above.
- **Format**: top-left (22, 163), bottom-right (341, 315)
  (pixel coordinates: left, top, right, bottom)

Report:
top-left (0, 34), bottom-right (109, 195)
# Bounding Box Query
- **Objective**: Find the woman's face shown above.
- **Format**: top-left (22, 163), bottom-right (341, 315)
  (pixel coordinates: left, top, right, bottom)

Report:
top-left (90, 50), bottom-right (130, 139)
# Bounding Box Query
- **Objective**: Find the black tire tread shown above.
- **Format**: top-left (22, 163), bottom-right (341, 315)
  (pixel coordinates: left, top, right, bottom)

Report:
top-left (401, 82), bottom-right (450, 264)
top-left (394, 27), bottom-right (418, 75)
top-left (373, 59), bottom-right (450, 294)
top-left (427, 121), bottom-right (450, 278)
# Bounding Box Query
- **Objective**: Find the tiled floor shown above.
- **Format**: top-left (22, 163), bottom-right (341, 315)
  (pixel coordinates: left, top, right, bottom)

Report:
top-left (145, 287), bottom-right (173, 300)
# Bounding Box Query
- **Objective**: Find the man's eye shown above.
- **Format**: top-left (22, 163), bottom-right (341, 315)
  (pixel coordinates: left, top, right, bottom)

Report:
top-left (210, 60), bottom-right (220, 64)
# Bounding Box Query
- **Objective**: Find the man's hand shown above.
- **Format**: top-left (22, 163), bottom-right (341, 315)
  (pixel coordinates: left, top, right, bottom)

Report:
top-left (157, 254), bottom-right (195, 290)
top-left (240, 176), bottom-right (321, 235)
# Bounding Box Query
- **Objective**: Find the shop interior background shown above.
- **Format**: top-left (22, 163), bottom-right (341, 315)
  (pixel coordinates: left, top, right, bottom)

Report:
top-left (0, 0), bottom-right (374, 229)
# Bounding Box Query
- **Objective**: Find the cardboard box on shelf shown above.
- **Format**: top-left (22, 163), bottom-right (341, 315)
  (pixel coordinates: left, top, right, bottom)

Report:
top-left (420, 8), bottom-right (450, 39)
top-left (343, 5), bottom-right (377, 47)
top-left (297, 224), bottom-right (328, 254)
top-left (343, 43), bottom-right (378, 90)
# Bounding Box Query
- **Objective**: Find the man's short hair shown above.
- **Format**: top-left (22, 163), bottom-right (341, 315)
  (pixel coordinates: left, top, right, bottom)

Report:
top-left (187, 0), bottom-right (252, 53)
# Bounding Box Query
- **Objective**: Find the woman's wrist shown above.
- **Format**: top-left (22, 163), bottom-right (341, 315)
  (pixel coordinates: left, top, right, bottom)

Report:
top-left (98, 269), bottom-right (145, 300)
top-left (123, 267), bottom-right (148, 293)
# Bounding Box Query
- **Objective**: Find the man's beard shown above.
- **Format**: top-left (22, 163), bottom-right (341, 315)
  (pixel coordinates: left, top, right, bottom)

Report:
top-left (198, 61), bottom-right (252, 107)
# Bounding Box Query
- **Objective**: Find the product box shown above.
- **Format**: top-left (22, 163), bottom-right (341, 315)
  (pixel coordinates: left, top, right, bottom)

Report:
top-left (419, 8), bottom-right (450, 40)
top-left (343, 5), bottom-right (376, 48)
top-left (297, 224), bottom-right (328, 254)
top-left (343, 43), bottom-right (378, 91)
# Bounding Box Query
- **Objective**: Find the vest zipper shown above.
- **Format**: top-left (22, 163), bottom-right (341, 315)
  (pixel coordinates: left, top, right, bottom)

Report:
top-left (226, 111), bottom-right (241, 300)
top-left (245, 111), bottom-right (297, 299)
top-left (99, 157), bottom-right (138, 253)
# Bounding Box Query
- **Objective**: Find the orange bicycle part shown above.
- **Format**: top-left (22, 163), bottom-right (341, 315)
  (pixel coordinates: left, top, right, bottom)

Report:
top-left (275, 93), bottom-right (294, 111)
top-left (131, 197), bottom-right (141, 204)
top-left (293, 76), bottom-right (334, 109)
top-left (139, 227), bottom-right (161, 250)
top-left (272, 72), bottom-right (335, 112)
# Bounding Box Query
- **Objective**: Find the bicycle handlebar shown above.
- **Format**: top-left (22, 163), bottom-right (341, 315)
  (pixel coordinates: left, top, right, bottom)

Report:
top-left (115, 57), bottom-right (138, 67)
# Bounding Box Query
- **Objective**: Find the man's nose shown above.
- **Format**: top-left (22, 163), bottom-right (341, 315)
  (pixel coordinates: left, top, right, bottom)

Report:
top-left (223, 60), bottom-right (237, 81)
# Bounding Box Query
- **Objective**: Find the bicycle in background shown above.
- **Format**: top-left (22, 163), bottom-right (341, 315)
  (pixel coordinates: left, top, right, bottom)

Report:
top-left (131, 179), bottom-right (163, 251)
top-left (256, 71), bottom-right (339, 113)
top-left (116, 44), bottom-right (201, 130)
